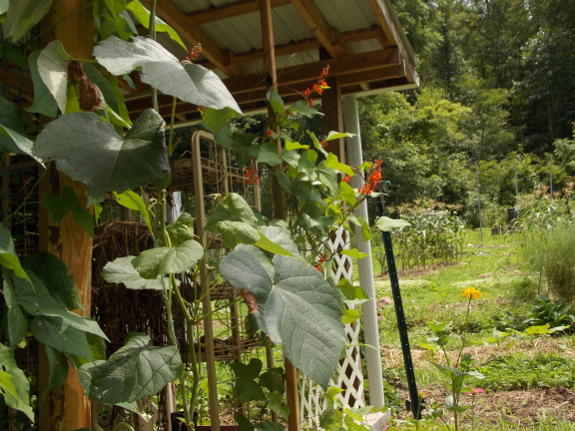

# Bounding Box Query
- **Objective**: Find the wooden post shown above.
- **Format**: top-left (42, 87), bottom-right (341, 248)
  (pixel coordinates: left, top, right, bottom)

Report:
top-left (37, 1), bottom-right (94, 430)
top-left (260, 1), bottom-right (299, 429)
top-left (319, 49), bottom-right (345, 162)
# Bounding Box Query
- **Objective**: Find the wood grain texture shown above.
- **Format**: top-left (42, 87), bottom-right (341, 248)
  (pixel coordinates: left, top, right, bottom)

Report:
top-left (38, 1), bottom-right (93, 429)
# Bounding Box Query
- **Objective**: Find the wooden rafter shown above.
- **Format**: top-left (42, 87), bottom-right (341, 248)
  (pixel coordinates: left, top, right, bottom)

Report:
top-left (290, 0), bottom-right (348, 57)
top-left (189, 0), bottom-right (289, 24)
top-left (140, 0), bottom-right (245, 76)
top-left (368, 0), bottom-right (418, 84)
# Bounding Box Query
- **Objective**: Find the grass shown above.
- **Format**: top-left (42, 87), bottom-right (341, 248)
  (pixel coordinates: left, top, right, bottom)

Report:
top-left (373, 228), bottom-right (575, 429)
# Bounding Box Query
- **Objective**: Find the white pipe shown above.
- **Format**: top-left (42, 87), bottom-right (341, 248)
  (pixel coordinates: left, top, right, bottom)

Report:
top-left (342, 95), bottom-right (385, 409)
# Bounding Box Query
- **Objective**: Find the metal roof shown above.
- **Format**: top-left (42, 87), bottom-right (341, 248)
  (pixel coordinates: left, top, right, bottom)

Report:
top-left (124, 0), bottom-right (419, 124)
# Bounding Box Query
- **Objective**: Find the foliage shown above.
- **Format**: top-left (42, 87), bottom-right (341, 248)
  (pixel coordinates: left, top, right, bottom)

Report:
top-left (523, 294), bottom-right (575, 329)
top-left (389, 207), bottom-right (464, 270)
top-left (478, 352), bottom-right (575, 391)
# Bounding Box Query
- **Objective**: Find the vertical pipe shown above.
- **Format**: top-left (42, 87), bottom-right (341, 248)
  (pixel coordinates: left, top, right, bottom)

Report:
top-left (550, 155), bottom-right (553, 199)
top-left (475, 162), bottom-right (483, 247)
top-left (342, 96), bottom-right (384, 409)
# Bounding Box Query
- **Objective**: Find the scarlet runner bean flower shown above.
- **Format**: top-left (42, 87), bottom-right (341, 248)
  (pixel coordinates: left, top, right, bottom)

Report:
top-left (184, 44), bottom-right (202, 61)
top-left (246, 167), bottom-right (259, 185)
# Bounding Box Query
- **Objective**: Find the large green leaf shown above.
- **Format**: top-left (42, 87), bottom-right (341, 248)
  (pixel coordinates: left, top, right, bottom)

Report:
top-left (33, 110), bottom-right (169, 200)
top-left (22, 252), bottom-right (83, 310)
top-left (0, 343), bottom-right (34, 421)
top-left (0, 370), bottom-right (17, 400)
top-left (201, 107), bottom-right (242, 135)
top-left (27, 49), bottom-right (59, 117)
top-left (42, 187), bottom-right (94, 237)
top-left (102, 256), bottom-right (166, 290)
top-left (42, 345), bottom-right (69, 402)
top-left (2, 277), bottom-right (28, 348)
top-left (256, 226), bottom-right (301, 258)
top-left (0, 95), bottom-right (34, 157)
top-left (374, 216), bottom-right (410, 232)
top-left (0, 225), bottom-right (27, 279)
top-left (166, 212), bottom-right (195, 247)
top-left (126, 0), bottom-right (186, 50)
top-left (37, 41), bottom-right (73, 114)
top-left (3, 0), bottom-right (52, 42)
top-left (104, 0), bottom-right (126, 19)
top-left (88, 333), bottom-right (183, 404)
top-left (220, 250), bottom-right (345, 389)
top-left (132, 239), bottom-right (204, 279)
top-left (216, 221), bottom-right (260, 248)
top-left (30, 315), bottom-right (94, 360)
top-left (93, 36), bottom-right (242, 114)
top-left (205, 193), bottom-right (258, 232)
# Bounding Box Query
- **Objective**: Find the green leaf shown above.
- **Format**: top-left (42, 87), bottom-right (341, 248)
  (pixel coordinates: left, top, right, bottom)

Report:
top-left (0, 370), bottom-right (17, 400)
top-left (0, 343), bottom-right (34, 420)
top-left (290, 100), bottom-right (320, 118)
top-left (3, 0), bottom-right (52, 42)
top-left (374, 216), bottom-right (410, 232)
top-left (201, 106), bottom-right (242, 135)
top-left (259, 369), bottom-right (284, 392)
top-left (258, 141), bottom-right (283, 166)
top-left (22, 252), bottom-right (83, 310)
top-left (234, 377), bottom-right (266, 403)
top-left (132, 239), bottom-right (204, 279)
top-left (42, 346), bottom-right (69, 402)
top-left (216, 221), bottom-right (260, 248)
top-left (37, 41), bottom-right (73, 114)
top-left (113, 190), bottom-right (152, 232)
top-left (2, 277), bottom-right (27, 348)
top-left (342, 308), bottom-right (361, 324)
top-left (126, 0), bottom-right (186, 50)
top-left (33, 110), bottom-right (169, 200)
top-left (0, 0), bottom-right (9, 14)
top-left (0, 225), bottom-right (27, 279)
top-left (285, 140), bottom-right (309, 151)
top-left (27, 49), bottom-right (59, 117)
top-left (326, 131), bottom-right (354, 141)
top-left (88, 333), bottom-right (183, 404)
top-left (3, 42), bottom-right (24, 68)
top-left (0, 95), bottom-right (34, 157)
top-left (234, 412), bottom-right (256, 431)
top-left (254, 233), bottom-right (296, 257)
top-left (93, 36), bottom-right (242, 114)
top-left (339, 181), bottom-right (357, 207)
top-left (102, 256), bottom-right (166, 290)
top-left (525, 324), bottom-right (551, 335)
top-left (267, 91), bottom-right (285, 117)
top-left (324, 153), bottom-right (354, 176)
top-left (166, 212), bottom-right (195, 247)
top-left (30, 315), bottom-right (94, 360)
top-left (258, 226), bottom-right (301, 257)
top-left (340, 249), bottom-right (368, 259)
top-left (42, 192), bottom-right (70, 223)
top-left (205, 193), bottom-right (258, 232)
top-left (230, 358), bottom-right (262, 380)
top-left (104, 0), bottom-right (126, 19)
top-left (220, 250), bottom-right (345, 389)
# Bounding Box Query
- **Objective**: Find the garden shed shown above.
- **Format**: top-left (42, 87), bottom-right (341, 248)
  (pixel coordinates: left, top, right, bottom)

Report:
top-left (0, 0), bottom-right (418, 430)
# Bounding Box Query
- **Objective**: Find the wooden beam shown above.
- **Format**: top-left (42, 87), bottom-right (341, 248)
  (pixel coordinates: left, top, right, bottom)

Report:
top-left (38, 1), bottom-right (93, 430)
top-left (368, 0), bottom-right (418, 84)
top-left (235, 26), bottom-right (380, 64)
top-left (290, 0), bottom-right (348, 57)
top-left (140, 0), bottom-right (245, 76)
top-left (189, 0), bottom-right (288, 24)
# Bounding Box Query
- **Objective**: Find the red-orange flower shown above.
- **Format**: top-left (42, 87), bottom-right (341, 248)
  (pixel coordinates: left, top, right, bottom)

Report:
top-left (319, 79), bottom-right (330, 89)
top-left (246, 167), bottom-right (259, 185)
top-left (343, 175), bottom-right (351, 183)
top-left (313, 83), bottom-right (324, 94)
top-left (308, 97), bottom-right (314, 107)
top-left (303, 88), bottom-right (311, 97)
top-left (320, 66), bottom-right (330, 78)
top-left (265, 129), bottom-right (273, 137)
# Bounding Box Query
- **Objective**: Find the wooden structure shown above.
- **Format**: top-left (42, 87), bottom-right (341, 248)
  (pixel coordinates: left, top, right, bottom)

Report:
top-left (0, 0), bottom-right (418, 429)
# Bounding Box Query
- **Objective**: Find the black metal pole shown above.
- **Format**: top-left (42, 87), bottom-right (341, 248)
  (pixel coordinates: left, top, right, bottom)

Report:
top-left (377, 187), bottom-right (421, 419)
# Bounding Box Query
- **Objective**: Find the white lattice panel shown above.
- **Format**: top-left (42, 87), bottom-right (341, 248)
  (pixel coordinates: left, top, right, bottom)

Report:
top-left (299, 227), bottom-right (365, 426)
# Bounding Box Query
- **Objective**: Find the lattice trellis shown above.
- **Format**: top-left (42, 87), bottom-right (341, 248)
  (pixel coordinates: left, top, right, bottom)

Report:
top-left (299, 226), bottom-right (365, 428)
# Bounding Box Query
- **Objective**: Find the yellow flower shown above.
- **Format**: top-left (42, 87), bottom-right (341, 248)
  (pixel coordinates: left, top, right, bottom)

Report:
top-left (461, 287), bottom-right (482, 300)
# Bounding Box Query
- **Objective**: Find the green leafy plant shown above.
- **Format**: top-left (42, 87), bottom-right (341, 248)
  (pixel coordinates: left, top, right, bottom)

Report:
top-left (523, 294), bottom-right (575, 329)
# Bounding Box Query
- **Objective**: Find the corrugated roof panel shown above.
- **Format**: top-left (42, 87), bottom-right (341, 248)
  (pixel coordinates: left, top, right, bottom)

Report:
top-left (171, 0), bottom-right (214, 14)
top-left (312, 0), bottom-right (378, 32)
top-left (271, 5), bottom-right (317, 46)
top-left (347, 39), bottom-right (382, 55)
top-left (198, 16), bottom-right (259, 53)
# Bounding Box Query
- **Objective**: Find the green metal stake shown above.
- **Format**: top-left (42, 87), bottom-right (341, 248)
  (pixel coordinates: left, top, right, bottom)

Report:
top-left (377, 184), bottom-right (421, 419)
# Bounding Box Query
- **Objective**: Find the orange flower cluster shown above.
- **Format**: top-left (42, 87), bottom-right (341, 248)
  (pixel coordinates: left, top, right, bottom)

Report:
top-left (359, 159), bottom-right (383, 195)
top-left (184, 44), bottom-right (202, 61)
top-left (314, 253), bottom-right (327, 272)
top-left (265, 129), bottom-right (273, 137)
top-left (302, 66), bottom-right (331, 107)
top-left (246, 167), bottom-right (259, 185)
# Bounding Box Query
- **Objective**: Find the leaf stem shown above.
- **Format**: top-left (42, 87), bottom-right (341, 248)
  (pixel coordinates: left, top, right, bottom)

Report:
top-left (168, 97), bottom-right (177, 156)
top-left (149, 0), bottom-right (159, 112)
